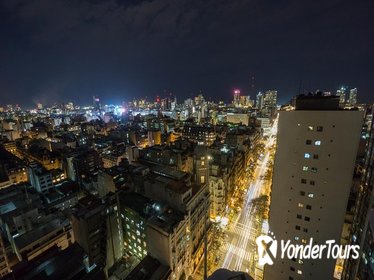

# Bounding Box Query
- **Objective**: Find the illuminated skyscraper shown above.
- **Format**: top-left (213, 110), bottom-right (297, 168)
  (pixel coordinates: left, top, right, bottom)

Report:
top-left (336, 87), bottom-right (347, 106)
top-left (348, 88), bottom-right (358, 106)
top-left (233, 89), bottom-right (241, 107)
top-left (256, 92), bottom-right (264, 110)
top-left (262, 90), bottom-right (277, 117)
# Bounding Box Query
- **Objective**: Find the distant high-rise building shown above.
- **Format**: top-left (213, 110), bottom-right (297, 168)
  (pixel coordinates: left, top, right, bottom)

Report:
top-left (336, 86), bottom-right (347, 106)
top-left (262, 90), bottom-right (277, 117)
top-left (265, 95), bottom-right (363, 280)
top-left (233, 89), bottom-right (241, 107)
top-left (161, 97), bottom-right (172, 111)
top-left (239, 95), bottom-right (251, 107)
top-left (348, 88), bottom-right (358, 106)
top-left (93, 96), bottom-right (101, 111)
top-left (194, 94), bottom-right (205, 107)
top-left (256, 92), bottom-right (264, 110)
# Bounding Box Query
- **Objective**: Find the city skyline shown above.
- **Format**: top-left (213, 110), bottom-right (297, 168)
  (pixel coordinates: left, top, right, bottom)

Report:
top-left (1, 1), bottom-right (374, 280)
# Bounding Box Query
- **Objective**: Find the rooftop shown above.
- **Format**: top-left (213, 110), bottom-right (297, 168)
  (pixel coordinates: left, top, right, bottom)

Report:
top-left (124, 255), bottom-right (170, 280)
top-left (151, 165), bottom-right (188, 181)
top-left (118, 192), bottom-right (152, 218)
top-left (14, 216), bottom-right (70, 249)
top-left (148, 208), bottom-right (184, 234)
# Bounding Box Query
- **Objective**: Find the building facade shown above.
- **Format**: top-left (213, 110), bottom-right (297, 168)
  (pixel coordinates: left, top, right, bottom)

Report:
top-left (265, 96), bottom-right (363, 280)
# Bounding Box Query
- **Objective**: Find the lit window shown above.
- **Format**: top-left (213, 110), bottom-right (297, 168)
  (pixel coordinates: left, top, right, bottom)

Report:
top-left (301, 239), bottom-right (307, 244)
top-left (308, 193), bottom-right (314, 198)
top-left (297, 270), bottom-right (303, 275)
top-left (314, 140), bottom-right (321, 146)
top-left (298, 203), bottom-right (304, 208)
top-left (294, 236), bottom-right (299, 241)
top-left (304, 153), bottom-right (311, 159)
top-left (201, 175), bottom-right (205, 184)
top-left (308, 126), bottom-right (314, 131)
top-left (298, 259), bottom-right (304, 264)
top-left (302, 166), bottom-right (309, 171)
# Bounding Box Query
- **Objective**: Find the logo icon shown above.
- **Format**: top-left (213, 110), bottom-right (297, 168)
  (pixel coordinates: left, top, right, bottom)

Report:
top-left (256, 234), bottom-right (278, 266)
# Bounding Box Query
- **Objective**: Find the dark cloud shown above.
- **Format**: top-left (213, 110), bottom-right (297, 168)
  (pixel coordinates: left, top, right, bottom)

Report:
top-left (0, 0), bottom-right (373, 107)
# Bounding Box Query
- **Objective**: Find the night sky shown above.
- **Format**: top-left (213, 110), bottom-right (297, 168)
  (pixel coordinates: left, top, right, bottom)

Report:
top-left (0, 0), bottom-right (373, 108)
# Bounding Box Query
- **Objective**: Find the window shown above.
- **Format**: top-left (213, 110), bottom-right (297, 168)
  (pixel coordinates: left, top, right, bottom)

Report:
top-left (306, 205), bottom-right (312, 210)
top-left (305, 216), bottom-right (310, 221)
top-left (313, 154), bottom-right (319, 159)
top-left (314, 140), bottom-right (321, 146)
top-left (300, 191), bottom-right (305, 196)
top-left (296, 214), bottom-right (302, 219)
top-left (298, 259), bottom-right (304, 265)
top-left (294, 236), bottom-right (299, 241)
top-left (301, 179), bottom-right (307, 184)
top-left (306, 140), bottom-right (312, 145)
top-left (201, 175), bottom-right (205, 184)
top-left (302, 166), bottom-right (309, 171)
top-left (310, 180), bottom-right (315, 186)
top-left (308, 126), bottom-right (314, 131)
top-left (317, 126), bottom-right (323, 132)
top-left (311, 167), bottom-right (318, 173)
top-left (304, 153), bottom-right (311, 159)
top-left (295, 225), bottom-right (301, 230)
top-left (308, 193), bottom-right (314, 198)
top-left (303, 228), bottom-right (308, 233)
top-left (297, 270), bottom-right (303, 275)
top-left (298, 203), bottom-right (304, 208)
top-left (301, 239), bottom-right (307, 244)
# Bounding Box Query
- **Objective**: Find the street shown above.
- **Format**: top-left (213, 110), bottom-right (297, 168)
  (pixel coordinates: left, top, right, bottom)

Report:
top-left (219, 118), bottom-right (278, 278)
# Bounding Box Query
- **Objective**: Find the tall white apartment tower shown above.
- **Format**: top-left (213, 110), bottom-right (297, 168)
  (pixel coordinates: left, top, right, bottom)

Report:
top-left (264, 95), bottom-right (363, 280)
